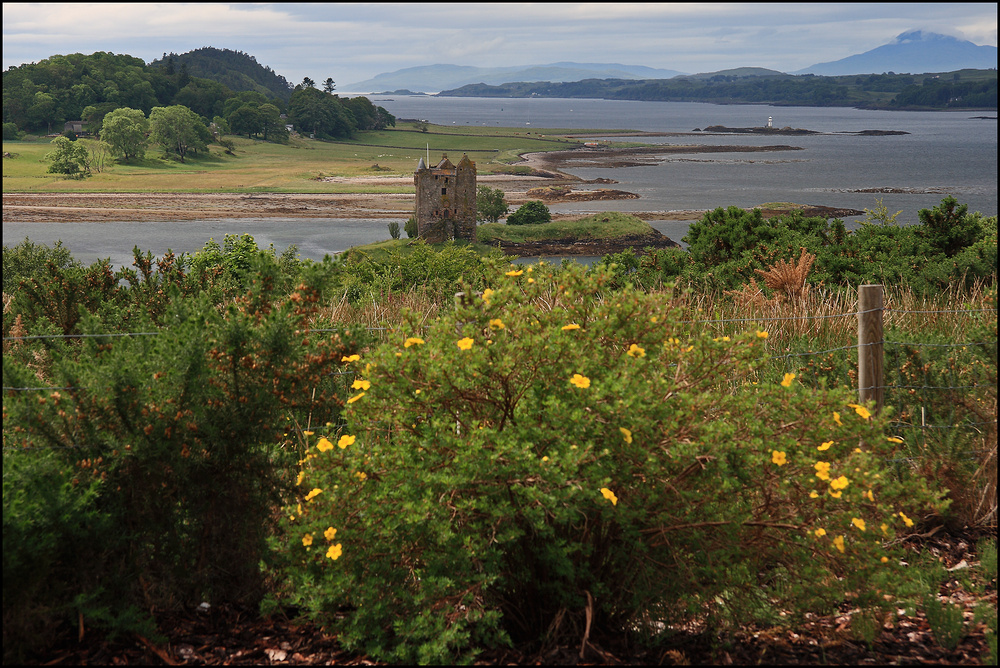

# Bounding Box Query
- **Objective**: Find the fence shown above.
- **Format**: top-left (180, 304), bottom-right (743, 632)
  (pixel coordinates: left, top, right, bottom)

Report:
top-left (4, 284), bottom-right (997, 449)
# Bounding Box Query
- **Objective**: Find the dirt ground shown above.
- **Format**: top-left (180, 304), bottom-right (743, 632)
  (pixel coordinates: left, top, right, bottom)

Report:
top-left (1, 144), bottom-right (827, 224)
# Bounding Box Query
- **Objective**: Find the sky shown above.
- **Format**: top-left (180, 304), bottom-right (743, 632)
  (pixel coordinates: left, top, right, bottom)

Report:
top-left (3, 2), bottom-right (997, 88)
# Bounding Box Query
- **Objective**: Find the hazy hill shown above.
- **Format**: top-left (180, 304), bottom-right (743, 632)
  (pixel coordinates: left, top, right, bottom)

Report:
top-left (149, 47), bottom-right (295, 101)
top-left (345, 62), bottom-right (686, 93)
top-left (677, 67), bottom-right (788, 80)
top-left (795, 30), bottom-right (998, 76)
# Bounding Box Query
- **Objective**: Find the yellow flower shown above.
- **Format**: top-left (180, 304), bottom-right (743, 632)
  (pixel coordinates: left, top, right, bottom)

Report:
top-left (848, 403), bottom-right (872, 420)
top-left (817, 440), bottom-right (834, 451)
top-left (829, 489), bottom-right (843, 499)
top-left (626, 343), bottom-right (646, 358)
top-left (561, 323), bottom-right (581, 331)
top-left (304, 488), bottom-right (323, 501)
top-left (482, 288), bottom-right (494, 304)
top-left (814, 527), bottom-right (826, 538)
top-left (881, 556), bottom-right (889, 563)
top-left (489, 318), bottom-right (505, 330)
top-left (809, 491), bottom-right (819, 499)
top-left (899, 511), bottom-right (914, 528)
top-left (302, 533), bottom-right (313, 547)
top-left (830, 475), bottom-right (850, 491)
top-left (781, 373), bottom-right (796, 388)
top-left (324, 527), bottom-right (337, 541)
top-left (527, 278), bottom-right (535, 284)
top-left (505, 269), bottom-right (524, 277)
top-left (404, 337), bottom-right (424, 348)
top-left (756, 330), bottom-right (769, 339)
top-left (833, 535), bottom-right (845, 553)
top-left (619, 427), bottom-right (633, 444)
top-left (600, 488), bottom-right (618, 506)
top-left (347, 392), bottom-right (365, 404)
top-left (326, 544), bottom-right (342, 561)
top-left (815, 461), bottom-right (832, 481)
top-left (296, 471), bottom-right (306, 486)
top-left (338, 434), bottom-right (355, 449)
top-left (317, 437), bottom-right (334, 452)
top-left (833, 411), bottom-right (843, 426)
top-left (771, 450), bottom-right (787, 466)
top-left (457, 337), bottom-right (474, 350)
top-left (302, 430), bottom-right (314, 436)
top-left (851, 517), bottom-right (867, 532)
top-left (352, 379), bottom-right (371, 391)
top-left (355, 471), bottom-right (367, 481)
top-left (341, 354), bottom-right (360, 363)
top-left (887, 436), bottom-right (903, 444)
top-left (880, 523), bottom-right (889, 535)
top-left (541, 456), bottom-right (549, 462)
top-left (866, 489), bottom-right (875, 502)
top-left (570, 374), bottom-right (591, 389)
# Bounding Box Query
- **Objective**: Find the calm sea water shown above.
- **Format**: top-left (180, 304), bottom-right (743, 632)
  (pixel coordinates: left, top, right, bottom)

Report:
top-left (4, 97), bottom-right (996, 268)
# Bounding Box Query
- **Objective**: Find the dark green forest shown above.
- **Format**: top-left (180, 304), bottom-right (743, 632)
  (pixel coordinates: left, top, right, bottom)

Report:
top-left (441, 69), bottom-right (998, 110)
top-left (2, 48), bottom-right (394, 140)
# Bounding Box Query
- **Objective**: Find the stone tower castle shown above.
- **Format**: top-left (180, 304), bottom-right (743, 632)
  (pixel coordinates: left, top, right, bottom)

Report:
top-left (414, 154), bottom-right (477, 243)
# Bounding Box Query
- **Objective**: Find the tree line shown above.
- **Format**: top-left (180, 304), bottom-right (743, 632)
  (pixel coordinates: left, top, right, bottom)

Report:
top-left (2, 50), bottom-right (395, 142)
top-left (440, 69), bottom-right (998, 110)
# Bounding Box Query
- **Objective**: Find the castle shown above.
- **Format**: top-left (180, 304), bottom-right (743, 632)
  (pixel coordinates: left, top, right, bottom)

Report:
top-left (414, 154), bottom-right (477, 243)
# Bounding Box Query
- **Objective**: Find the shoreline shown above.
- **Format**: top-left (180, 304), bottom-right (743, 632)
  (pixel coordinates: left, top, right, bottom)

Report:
top-left (3, 143), bottom-right (860, 225)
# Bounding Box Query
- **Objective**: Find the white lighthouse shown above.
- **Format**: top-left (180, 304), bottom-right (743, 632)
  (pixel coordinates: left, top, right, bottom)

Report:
top-left (767, 116), bottom-right (773, 128)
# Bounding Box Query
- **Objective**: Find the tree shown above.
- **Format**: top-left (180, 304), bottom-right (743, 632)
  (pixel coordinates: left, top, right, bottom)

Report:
top-left (258, 103), bottom-right (287, 142)
top-left (149, 105), bottom-right (210, 162)
top-left (476, 186), bottom-right (509, 224)
top-left (287, 87), bottom-right (356, 139)
top-left (322, 78), bottom-right (336, 94)
top-left (301, 77), bottom-right (316, 89)
top-left (227, 104), bottom-right (263, 138)
top-left (45, 136), bottom-right (88, 176)
top-left (506, 200), bottom-right (551, 226)
top-left (100, 107), bottom-right (148, 161)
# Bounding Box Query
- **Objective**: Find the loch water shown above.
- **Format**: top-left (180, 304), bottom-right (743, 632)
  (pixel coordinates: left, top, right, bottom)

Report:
top-left (4, 97), bottom-right (996, 269)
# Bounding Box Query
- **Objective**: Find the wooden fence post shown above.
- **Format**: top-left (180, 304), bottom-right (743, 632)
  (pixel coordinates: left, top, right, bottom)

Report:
top-left (858, 284), bottom-right (884, 413)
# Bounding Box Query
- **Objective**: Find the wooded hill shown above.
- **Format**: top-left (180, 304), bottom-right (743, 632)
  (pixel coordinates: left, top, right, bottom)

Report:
top-left (149, 47), bottom-right (295, 102)
top-left (440, 68), bottom-right (998, 110)
top-left (2, 49), bottom-right (393, 140)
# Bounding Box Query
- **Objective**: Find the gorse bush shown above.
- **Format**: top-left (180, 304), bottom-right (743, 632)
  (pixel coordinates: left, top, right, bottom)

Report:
top-left (279, 262), bottom-right (945, 663)
top-left (3, 257), bottom-right (363, 660)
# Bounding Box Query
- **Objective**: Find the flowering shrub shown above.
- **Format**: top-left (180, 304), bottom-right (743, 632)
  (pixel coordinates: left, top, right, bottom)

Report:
top-left (280, 262), bottom-right (945, 662)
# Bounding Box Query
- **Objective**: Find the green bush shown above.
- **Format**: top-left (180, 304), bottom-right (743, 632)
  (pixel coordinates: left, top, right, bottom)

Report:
top-left (336, 238), bottom-right (507, 304)
top-left (506, 200), bottom-right (551, 226)
top-left (277, 262), bottom-right (945, 663)
top-left (477, 185), bottom-right (509, 224)
top-left (3, 259), bottom-right (362, 656)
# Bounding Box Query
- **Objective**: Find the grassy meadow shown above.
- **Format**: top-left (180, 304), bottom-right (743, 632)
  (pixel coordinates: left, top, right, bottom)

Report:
top-left (1, 121), bottom-right (625, 194)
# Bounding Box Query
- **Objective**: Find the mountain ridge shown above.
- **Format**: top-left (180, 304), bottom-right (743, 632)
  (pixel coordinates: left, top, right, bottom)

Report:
top-left (794, 30), bottom-right (998, 75)
top-left (344, 62), bottom-right (686, 93)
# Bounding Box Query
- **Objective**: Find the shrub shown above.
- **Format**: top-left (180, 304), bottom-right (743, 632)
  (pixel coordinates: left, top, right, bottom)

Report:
top-left (404, 215), bottom-right (418, 239)
top-left (506, 200), bottom-right (551, 226)
top-left (388, 221), bottom-right (401, 240)
top-left (477, 185), bottom-right (509, 224)
top-left (278, 262), bottom-right (945, 663)
top-left (3, 259), bottom-right (363, 655)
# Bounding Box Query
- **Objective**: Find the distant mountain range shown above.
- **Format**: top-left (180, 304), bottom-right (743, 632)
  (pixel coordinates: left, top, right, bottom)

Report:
top-left (345, 31), bottom-right (996, 93)
top-left (344, 62), bottom-right (686, 93)
top-left (793, 30), bottom-right (997, 76)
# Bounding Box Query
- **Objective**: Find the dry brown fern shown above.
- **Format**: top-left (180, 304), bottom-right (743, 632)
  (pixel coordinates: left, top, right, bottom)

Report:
top-left (755, 247), bottom-right (816, 302)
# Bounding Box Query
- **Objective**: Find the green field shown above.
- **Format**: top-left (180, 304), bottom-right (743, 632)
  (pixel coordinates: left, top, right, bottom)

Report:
top-left (2, 121), bottom-right (633, 194)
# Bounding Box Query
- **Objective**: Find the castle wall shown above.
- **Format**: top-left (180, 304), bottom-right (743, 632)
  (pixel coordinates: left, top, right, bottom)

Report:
top-left (414, 155), bottom-right (477, 243)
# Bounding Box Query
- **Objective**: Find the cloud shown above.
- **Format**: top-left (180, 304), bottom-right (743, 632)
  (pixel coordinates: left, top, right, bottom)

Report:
top-left (3, 2), bottom-right (996, 84)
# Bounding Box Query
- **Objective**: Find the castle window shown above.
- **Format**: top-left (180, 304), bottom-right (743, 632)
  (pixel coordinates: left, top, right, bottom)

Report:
top-left (442, 188), bottom-right (447, 195)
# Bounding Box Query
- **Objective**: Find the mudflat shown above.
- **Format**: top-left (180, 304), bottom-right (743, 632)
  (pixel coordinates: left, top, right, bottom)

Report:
top-left (1, 142), bottom-right (818, 224)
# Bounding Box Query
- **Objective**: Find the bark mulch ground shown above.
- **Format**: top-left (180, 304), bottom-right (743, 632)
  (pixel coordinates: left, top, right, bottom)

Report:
top-left (30, 527), bottom-right (997, 665)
